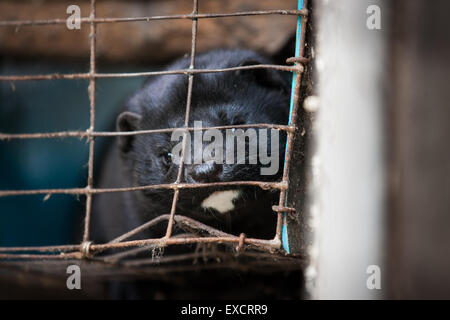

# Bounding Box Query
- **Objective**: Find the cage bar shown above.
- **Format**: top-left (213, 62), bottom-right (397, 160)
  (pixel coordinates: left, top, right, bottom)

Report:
top-left (0, 0), bottom-right (309, 263)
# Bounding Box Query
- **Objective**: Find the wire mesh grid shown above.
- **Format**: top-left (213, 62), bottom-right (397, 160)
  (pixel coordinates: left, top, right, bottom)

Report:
top-left (0, 0), bottom-right (309, 265)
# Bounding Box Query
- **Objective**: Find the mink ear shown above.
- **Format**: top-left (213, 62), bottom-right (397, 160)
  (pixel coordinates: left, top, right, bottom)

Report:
top-left (236, 59), bottom-right (288, 91)
top-left (116, 111), bottom-right (142, 153)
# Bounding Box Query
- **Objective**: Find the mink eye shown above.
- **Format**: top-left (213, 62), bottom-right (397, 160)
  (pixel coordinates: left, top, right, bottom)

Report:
top-left (160, 151), bottom-right (173, 170)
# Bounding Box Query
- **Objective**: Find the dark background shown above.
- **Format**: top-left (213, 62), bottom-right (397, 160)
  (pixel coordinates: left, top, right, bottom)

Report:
top-left (0, 58), bottom-right (146, 246)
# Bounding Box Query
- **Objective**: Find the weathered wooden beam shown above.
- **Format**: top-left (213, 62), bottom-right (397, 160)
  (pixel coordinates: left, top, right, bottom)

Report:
top-left (0, 0), bottom-right (297, 63)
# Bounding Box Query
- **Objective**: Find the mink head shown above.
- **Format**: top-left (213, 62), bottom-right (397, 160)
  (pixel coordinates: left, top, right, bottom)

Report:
top-left (115, 49), bottom-right (291, 238)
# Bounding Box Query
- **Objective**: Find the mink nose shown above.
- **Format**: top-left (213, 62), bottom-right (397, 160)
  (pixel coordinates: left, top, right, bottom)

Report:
top-left (186, 162), bottom-right (222, 183)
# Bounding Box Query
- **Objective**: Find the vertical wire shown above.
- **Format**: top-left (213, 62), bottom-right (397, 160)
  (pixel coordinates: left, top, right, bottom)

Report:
top-left (165, 0), bottom-right (199, 238)
top-left (83, 0), bottom-right (97, 243)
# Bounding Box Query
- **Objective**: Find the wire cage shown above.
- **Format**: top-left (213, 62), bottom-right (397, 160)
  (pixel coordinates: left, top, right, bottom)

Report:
top-left (0, 0), bottom-right (311, 292)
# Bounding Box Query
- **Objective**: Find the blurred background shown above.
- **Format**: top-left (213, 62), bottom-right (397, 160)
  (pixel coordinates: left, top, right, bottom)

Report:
top-left (311, 0), bottom-right (450, 299)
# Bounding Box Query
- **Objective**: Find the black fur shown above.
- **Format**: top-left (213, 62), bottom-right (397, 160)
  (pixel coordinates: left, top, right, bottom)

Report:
top-left (92, 49), bottom-right (291, 244)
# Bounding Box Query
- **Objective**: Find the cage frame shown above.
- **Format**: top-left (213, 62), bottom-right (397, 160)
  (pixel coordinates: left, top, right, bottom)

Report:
top-left (0, 0), bottom-right (309, 263)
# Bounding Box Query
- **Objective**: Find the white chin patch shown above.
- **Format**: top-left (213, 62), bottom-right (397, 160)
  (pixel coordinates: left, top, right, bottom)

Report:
top-left (201, 190), bottom-right (241, 214)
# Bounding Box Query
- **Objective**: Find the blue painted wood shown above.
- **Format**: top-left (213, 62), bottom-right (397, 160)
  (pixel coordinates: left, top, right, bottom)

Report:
top-left (282, 0), bottom-right (305, 253)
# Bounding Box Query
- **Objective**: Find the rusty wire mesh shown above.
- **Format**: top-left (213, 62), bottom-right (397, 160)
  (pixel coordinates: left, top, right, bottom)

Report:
top-left (0, 0), bottom-right (309, 265)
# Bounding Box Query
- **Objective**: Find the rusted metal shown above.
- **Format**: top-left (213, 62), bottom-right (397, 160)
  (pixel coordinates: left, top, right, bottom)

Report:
top-left (272, 205), bottom-right (296, 213)
top-left (0, 181), bottom-right (288, 198)
top-left (272, 205), bottom-right (297, 220)
top-left (0, 124), bottom-right (294, 141)
top-left (121, 250), bottom-right (302, 268)
top-left (165, 0), bottom-right (199, 240)
top-left (80, 241), bottom-right (93, 259)
top-left (0, 238), bottom-right (281, 261)
top-left (0, 64), bottom-right (302, 82)
top-left (0, 252), bottom-right (82, 260)
top-left (275, 2), bottom-right (308, 244)
top-left (0, 9), bottom-right (307, 27)
top-left (0, 0), bottom-right (309, 263)
top-left (286, 56), bottom-right (310, 65)
top-left (236, 233), bottom-right (247, 253)
top-left (0, 244), bottom-right (82, 253)
top-left (83, 0), bottom-right (97, 244)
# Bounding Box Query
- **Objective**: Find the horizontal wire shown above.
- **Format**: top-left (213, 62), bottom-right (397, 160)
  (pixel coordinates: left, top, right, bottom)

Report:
top-left (0, 64), bottom-right (303, 82)
top-left (121, 250), bottom-right (302, 267)
top-left (0, 252), bottom-right (81, 260)
top-left (0, 123), bottom-right (294, 141)
top-left (0, 9), bottom-right (307, 27)
top-left (0, 237), bottom-right (280, 260)
top-left (0, 214), bottom-right (275, 256)
top-left (0, 244), bottom-right (81, 253)
top-left (0, 181), bottom-right (288, 198)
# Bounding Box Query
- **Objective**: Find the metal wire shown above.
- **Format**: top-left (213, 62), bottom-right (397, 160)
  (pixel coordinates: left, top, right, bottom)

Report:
top-left (0, 123), bottom-right (295, 141)
top-left (83, 0), bottom-right (97, 244)
top-left (0, 9), bottom-right (307, 27)
top-left (0, 0), bottom-right (309, 263)
top-left (0, 64), bottom-right (302, 82)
